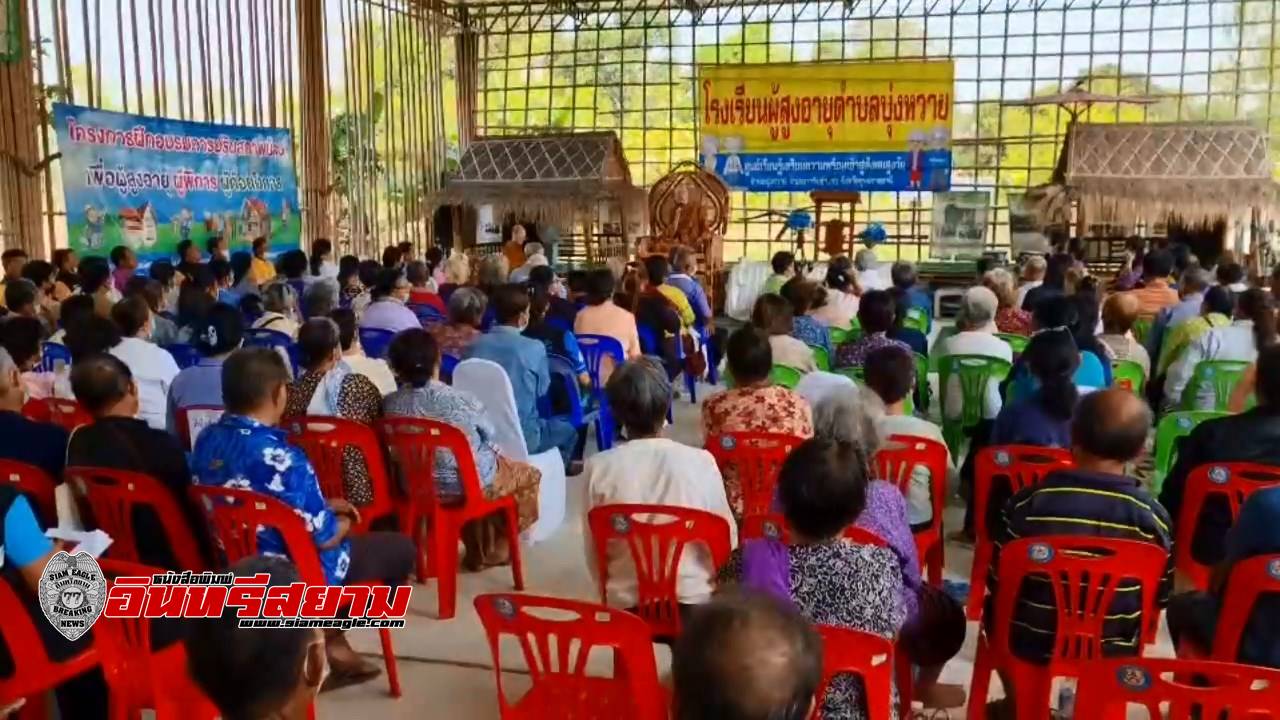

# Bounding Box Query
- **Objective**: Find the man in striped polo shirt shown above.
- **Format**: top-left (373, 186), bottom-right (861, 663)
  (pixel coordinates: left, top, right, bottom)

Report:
top-left (986, 389), bottom-right (1174, 666)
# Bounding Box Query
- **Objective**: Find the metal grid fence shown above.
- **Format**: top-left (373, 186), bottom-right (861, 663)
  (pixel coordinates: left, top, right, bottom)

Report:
top-left (465, 0), bottom-right (1280, 264)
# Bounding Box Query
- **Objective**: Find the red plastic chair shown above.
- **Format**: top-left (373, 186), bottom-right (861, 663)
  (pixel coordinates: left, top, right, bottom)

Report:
top-left (814, 626), bottom-right (896, 720)
top-left (187, 485), bottom-right (401, 697)
top-left (967, 445), bottom-right (1074, 621)
top-left (874, 434), bottom-right (949, 586)
top-left (705, 432), bottom-right (804, 519)
top-left (96, 559), bottom-right (220, 720)
top-left (1174, 462), bottom-right (1280, 591)
top-left (174, 405), bottom-right (224, 451)
top-left (740, 512), bottom-right (888, 548)
top-left (1075, 656), bottom-right (1280, 720)
top-left (64, 466), bottom-right (208, 571)
top-left (473, 593), bottom-right (666, 720)
top-left (967, 536), bottom-right (1169, 720)
top-left (21, 397), bottom-right (93, 431)
top-left (285, 416), bottom-right (397, 532)
top-left (377, 417), bottom-right (524, 620)
top-left (586, 503), bottom-right (732, 639)
top-left (0, 459), bottom-right (58, 527)
top-left (1170, 554), bottom-right (1280, 663)
top-left (0, 575), bottom-right (105, 719)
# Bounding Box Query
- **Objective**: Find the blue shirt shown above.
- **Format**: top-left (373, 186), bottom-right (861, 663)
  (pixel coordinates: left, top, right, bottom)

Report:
top-left (191, 414), bottom-right (350, 584)
top-left (667, 274), bottom-right (712, 324)
top-left (905, 287), bottom-right (933, 330)
top-left (1223, 486), bottom-right (1280, 667)
top-left (465, 325), bottom-right (552, 452)
top-left (1146, 293), bottom-right (1204, 361)
top-left (167, 358), bottom-right (226, 435)
top-left (4, 494), bottom-right (53, 568)
top-left (990, 392), bottom-right (1073, 448)
top-left (0, 410), bottom-right (69, 481)
top-left (791, 315), bottom-right (832, 357)
top-left (1006, 349), bottom-right (1110, 401)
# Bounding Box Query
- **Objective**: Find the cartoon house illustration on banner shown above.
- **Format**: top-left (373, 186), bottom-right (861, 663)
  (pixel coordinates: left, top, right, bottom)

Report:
top-left (118, 202), bottom-right (158, 249)
top-left (242, 198), bottom-right (272, 239)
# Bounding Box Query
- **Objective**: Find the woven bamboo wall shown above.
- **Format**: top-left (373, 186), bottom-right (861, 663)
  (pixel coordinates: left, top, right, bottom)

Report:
top-left (0, 0), bottom-right (453, 260)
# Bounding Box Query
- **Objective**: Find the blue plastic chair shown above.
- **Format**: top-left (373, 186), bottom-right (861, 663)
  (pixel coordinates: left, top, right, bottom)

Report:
top-left (440, 353), bottom-right (460, 383)
top-left (576, 334), bottom-right (624, 451)
top-left (244, 328), bottom-right (299, 375)
top-left (39, 343), bottom-right (72, 372)
top-left (545, 315), bottom-right (572, 334)
top-left (163, 343), bottom-right (202, 370)
top-left (538, 354), bottom-right (599, 461)
top-left (358, 328), bottom-right (396, 360)
top-left (408, 303), bottom-right (446, 328)
top-left (637, 323), bottom-right (699, 404)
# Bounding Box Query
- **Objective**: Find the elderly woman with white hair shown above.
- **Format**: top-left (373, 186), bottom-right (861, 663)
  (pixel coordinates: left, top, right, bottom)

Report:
top-left (582, 358), bottom-right (735, 615)
top-left (809, 385), bottom-right (969, 710)
top-left (251, 281), bottom-right (300, 338)
top-left (431, 286), bottom-right (487, 358)
top-left (983, 267), bottom-right (1033, 335)
top-left (935, 285), bottom-right (1012, 422)
top-left (437, 251), bottom-right (471, 302)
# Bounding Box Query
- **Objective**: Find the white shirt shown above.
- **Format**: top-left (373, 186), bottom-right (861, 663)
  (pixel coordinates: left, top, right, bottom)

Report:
top-left (582, 437), bottom-right (737, 607)
top-left (857, 267), bottom-right (890, 291)
top-left (937, 329), bottom-right (1012, 420)
top-left (794, 371), bottom-right (856, 408)
top-left (811, 291), bottom-right (860, 329)
top-left (876, 414), bottom-right (952, 526)
top-left (343, 353), bottom-right (397, 396)
top-left (769, 335), bottom-right (817, 373)
top-left (1164, 319), bottom-right (1259, 410)
top-left (1015, 280), bottom-right (1043, 307)
top-left (110, 336), bottom-right (181, 430)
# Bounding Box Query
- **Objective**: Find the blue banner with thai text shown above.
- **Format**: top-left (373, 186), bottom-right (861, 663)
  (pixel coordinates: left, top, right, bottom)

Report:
top-left (710, 150), bottom-right (952, 192)
top-left (52, 103), bottom-right (301, 263)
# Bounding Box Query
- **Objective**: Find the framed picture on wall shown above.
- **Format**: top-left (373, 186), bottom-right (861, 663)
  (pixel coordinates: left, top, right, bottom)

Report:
top-left (0, 0), bottom-right (18, 63)
top-left (931, 190), bottom-right (990, 260)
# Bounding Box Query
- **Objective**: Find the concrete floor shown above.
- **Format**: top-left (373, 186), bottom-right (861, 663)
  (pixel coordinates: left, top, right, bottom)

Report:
top-left (319, 371), bottom-right (1176, 719)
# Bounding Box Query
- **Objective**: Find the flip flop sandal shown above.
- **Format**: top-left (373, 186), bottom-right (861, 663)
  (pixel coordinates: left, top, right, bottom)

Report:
top-left (321, 663), bottom-right (383, 693)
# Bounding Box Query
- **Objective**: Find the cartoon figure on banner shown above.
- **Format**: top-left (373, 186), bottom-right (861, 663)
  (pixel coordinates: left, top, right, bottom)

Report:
top-left (929, 127), bottom-right (951, 191)
top-left (223, 210), bottom-right (238, 245)
top-left (908, 130), bottom-right (928, 189)
top-left (243, 198), bottom-right (272, 239)
top-left (281, 199), bottom-right (292, 224)
top-left (203, 211), bottom-right (223, 238)
top-left (82, 205), bottom-right (106, 250)
top-left (173, 207), bottom-right (194, 243)
top-left (701, 135), bottom-right (719, 171)
top-left (118, 202), bottom-right (157, 249)
top-left (721, 136), bottom-right (745, 182)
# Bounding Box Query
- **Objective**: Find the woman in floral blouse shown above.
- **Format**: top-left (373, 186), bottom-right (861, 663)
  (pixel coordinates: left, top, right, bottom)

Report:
top-left (284, 319), bottom-right (384, 504)
top-left (702, 327), bottom-right (813, 518)
top-left (780, 277), bottom-right (833, 360)
top-left (834, 289), bottom-right (911, 369)
top-left (430, 286), bottom-right (487, 358)
top-left (983, 268), bottom-right (1033, 336)
top-left (382, 329), bottom-right (540, 570)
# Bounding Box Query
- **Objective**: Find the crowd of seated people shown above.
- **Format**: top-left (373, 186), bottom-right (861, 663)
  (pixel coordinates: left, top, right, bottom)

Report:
top-left (5, 229), bottom-right (1280, 720)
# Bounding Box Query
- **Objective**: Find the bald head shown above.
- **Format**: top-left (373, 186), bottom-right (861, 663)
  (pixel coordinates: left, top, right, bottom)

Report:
top-left (674, 592), bottom-right (822, 720)
top-left (1101, 292), bottom-right (1142, 334)
top-left (1071, 389), bottom-right (1152, 463)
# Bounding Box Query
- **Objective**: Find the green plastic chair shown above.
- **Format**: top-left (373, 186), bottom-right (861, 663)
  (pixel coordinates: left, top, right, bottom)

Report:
top-left (903, 306), bottom-right (930, 334)
top-left (809, 345), bottom-right (831, 372)
top-left (939, 354), bottom-right (1012, 457)
top-left (829, 327), bottom-right (853, 347)
top-left (1132, 317), bottom-right (1154, 346)
top-left (1180, 360), bottom-right (1251, 411)
top-left (914, 352), bottom-right (931, 413)
top-left (1152, 410), bottom-right (1229, 495)
top-left (770, 364), bottom-right (803, 389)
top-left (848, 317), bottom-right (864, 341)
top-left (995, 333), bottom-right (1030, 355)
top-left (1112, 359), bottom-right (1147, 395)
top-left (929, 326), bottom-right (960, 371)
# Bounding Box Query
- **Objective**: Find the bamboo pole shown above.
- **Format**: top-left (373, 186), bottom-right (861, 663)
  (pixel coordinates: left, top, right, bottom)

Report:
top-left (0, 0), bottom-right (45, 254)
top-left (298, 0), bottom-right (332, 242)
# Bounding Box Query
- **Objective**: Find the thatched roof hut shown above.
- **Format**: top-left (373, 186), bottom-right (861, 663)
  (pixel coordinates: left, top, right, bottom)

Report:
top-left (1066, 121), bottom-right (1278, 226)
top-left (436, 131), bottom-right (647, 257)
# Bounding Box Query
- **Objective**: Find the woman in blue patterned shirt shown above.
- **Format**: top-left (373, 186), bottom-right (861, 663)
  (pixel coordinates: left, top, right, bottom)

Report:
top-left (382, 329), bottom-right (541, 571)
top-left (191, 347), bottom-right (414, 689)
top-left (780, 277), bottom-right (833, 361)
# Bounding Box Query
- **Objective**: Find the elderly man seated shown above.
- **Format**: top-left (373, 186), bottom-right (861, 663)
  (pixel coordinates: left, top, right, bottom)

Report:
top-left (936, 286), bottom-right (1012, 418)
